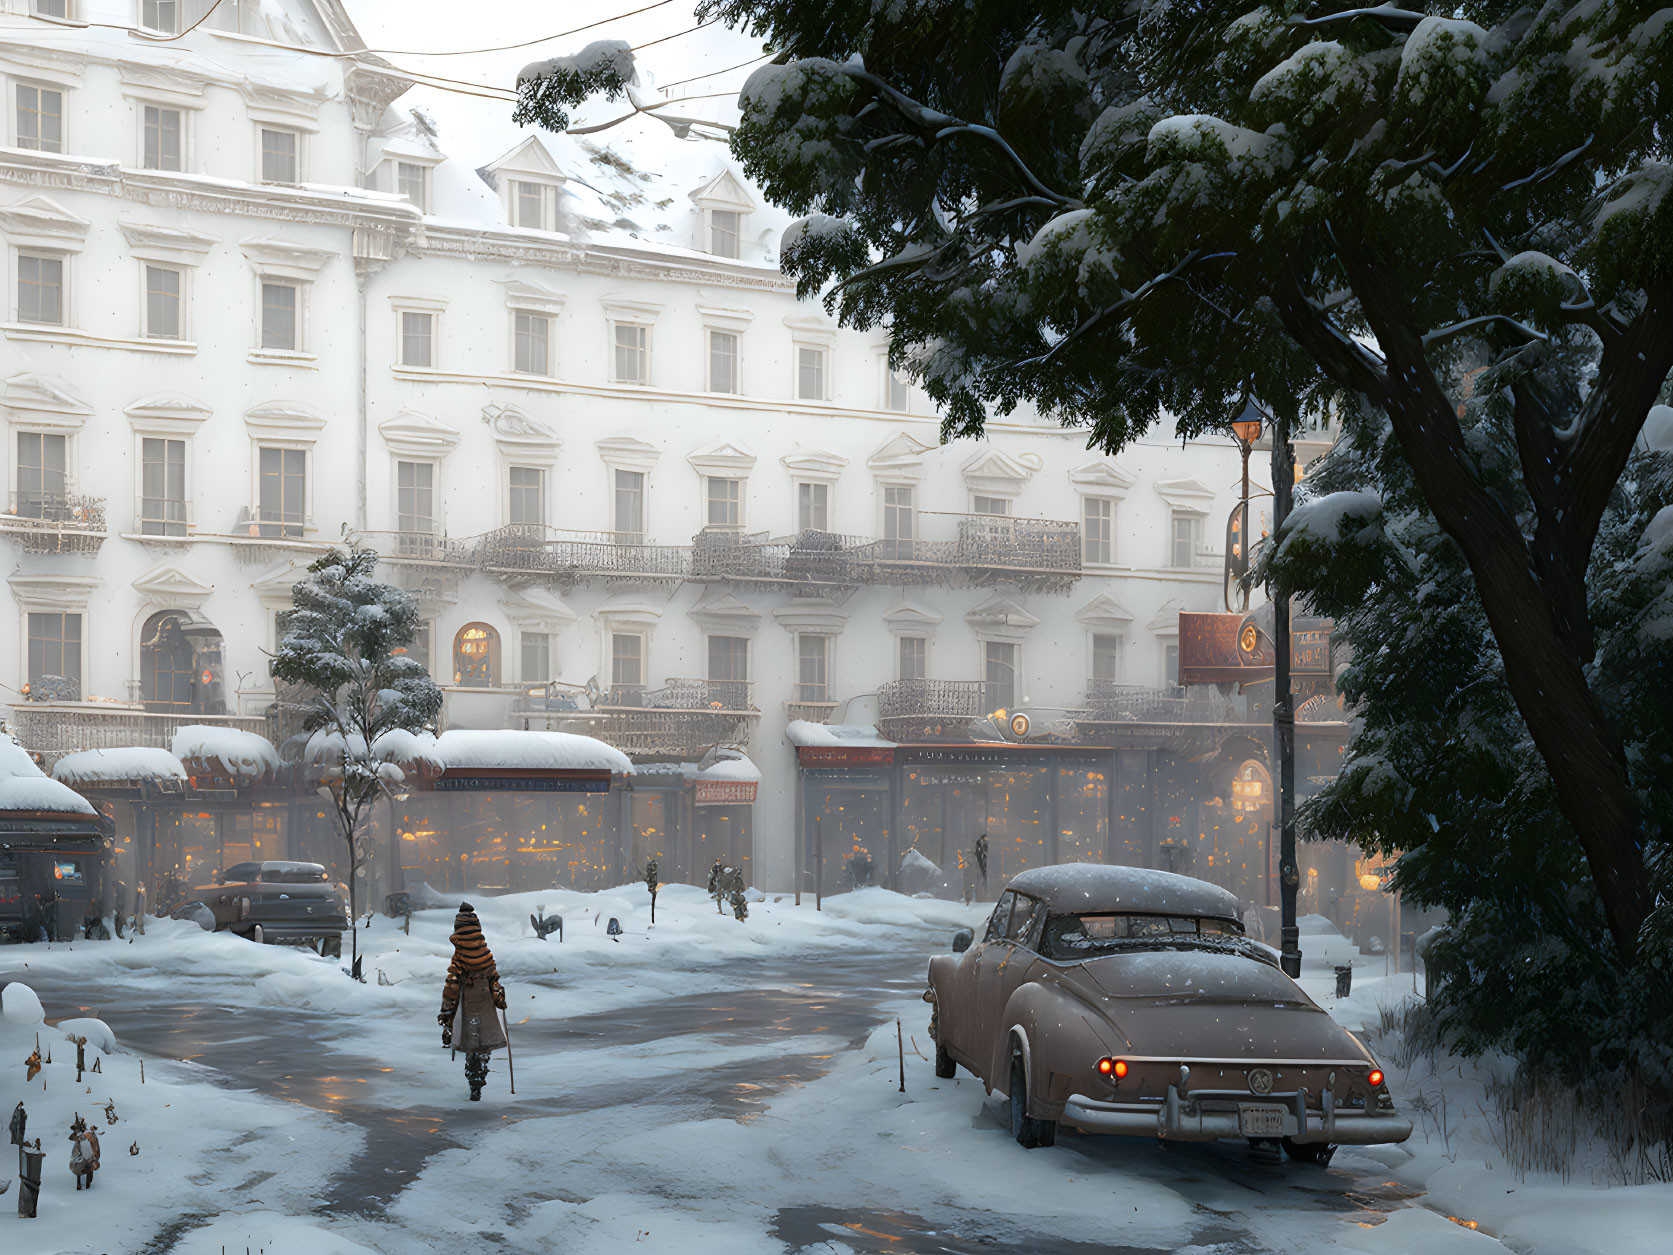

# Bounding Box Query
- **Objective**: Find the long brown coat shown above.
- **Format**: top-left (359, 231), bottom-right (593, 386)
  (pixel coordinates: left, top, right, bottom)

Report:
top-left (440, 905), bottom-right (507, 1053)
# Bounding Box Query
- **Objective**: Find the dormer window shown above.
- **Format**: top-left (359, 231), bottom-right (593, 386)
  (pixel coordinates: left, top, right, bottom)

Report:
top-left (141, 1), bottom-right (179, 33)
top-left (395, 161), bottom-right (429, 212)
top-left (710, 210), bottom-right (740, 259)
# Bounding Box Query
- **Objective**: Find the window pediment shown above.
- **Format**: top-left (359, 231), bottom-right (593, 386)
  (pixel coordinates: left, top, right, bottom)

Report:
top-left (782, 313), bottom-right (836, 345)
top-left (597, 436), bottom-right (661, 472)
top-left (689, 591), bottom-right (761, 634)
top-left (772, 597), bottom-right (850, 635)
top-left (245, 401), bottom-right (327, 441)
top-left (687, 440), bottom-right (757, 476)
top-left (5, 373), bottom-right (92, 425)
top-left (780, 448), bottom-right (848, 483)
top-left (481, 136), bottom-right (567, 184)
top-left (126, 393), bottom-right (212, 434)
top-left (8, 572), bottom-right (98, 611)
top-left (1148, 597), bottom-right (1184, 634)
top-left (0, 197), bottom-right (91, 251)
top-left (689, 169), bottom-right (756, 212)
top-left (868, 431), bottom-right (936, 481)
top-left (697, 304), bottom-right (754, 333)
top-left (501, 586), bottom-right (578, 628)
top-left (1076, 592), bottom-right (1135, 631)
top-left (1154, 477), bottom-right (1217, 513)
top-left (119, 220), bottom-right (219, 266)
top-left (965, 595), bottom-right (1039, 638)
top-left (1069, 459), bottom-right (1137, 496)
top-left (601, 294), bottom-right (664, 321)
top-left (881, 597), bottom-right (943, 635)
top-left (118, 60), bottom-right (211, 105)
top-left (595, 598), bottom-right (664, 632)
top-left (500, 277), bottom-right (565, 315)
top-left (249, 561), bottom-right (309, 607)
top-left (131, 564), bottom-right (214, 611)
top-left (240, 237), bottom-right (335, 280)
top-left (241, 82), bottom-right (325, 129)
top-left (960, 447), bottom-right (1035, 497)
top-left (380, 409), bottom-right (460, 458)
top-left (483, 403), bottom-right (559, 461)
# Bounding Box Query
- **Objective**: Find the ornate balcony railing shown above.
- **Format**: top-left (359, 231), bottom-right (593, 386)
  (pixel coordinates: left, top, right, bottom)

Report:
top-left (875, 677), bottom-right (1010, 741)
top-left (477, 525), bottom-right (689, 584)
top-left (590, 677), bottom-right (757, 759)
top-left (360, 529), bottom-right (477, 567)
top-left (786, 699), bottom-right (840, 724)
top-left (1079, 679), bottom-right (1254, 724)
top-left (0, 492), bottom-right (107, 554)
top-left (7, 703), bottom-right (268, 769)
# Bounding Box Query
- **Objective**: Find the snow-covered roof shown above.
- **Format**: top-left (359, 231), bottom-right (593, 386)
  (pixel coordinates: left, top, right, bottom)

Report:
top-left (786, 722), bottom-right (896, 749)
top-left (432, 729), bottom-right (633, 775)
top-left (0, 732), bottom-right (45, 779)
top-left (171, 726), bottom-right (280, 779)
top-left (696, 755), bottom-right (761, 783)
top-left (300, 727), bottom-right (443, 770)
top-left (53, 747), bottom-right (187, 786)
top-left (0, 775), bottom-right (98, 816)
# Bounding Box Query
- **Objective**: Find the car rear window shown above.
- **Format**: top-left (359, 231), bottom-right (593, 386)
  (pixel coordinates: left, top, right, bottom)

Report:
top-left (1042, 912), bottom-right (1245, 959)
top-left (260, 868), bottom-right (327, 883)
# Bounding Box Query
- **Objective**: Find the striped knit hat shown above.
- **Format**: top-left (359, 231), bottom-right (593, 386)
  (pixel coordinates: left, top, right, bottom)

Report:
top-left (449, 903), bottom-right (494, 972)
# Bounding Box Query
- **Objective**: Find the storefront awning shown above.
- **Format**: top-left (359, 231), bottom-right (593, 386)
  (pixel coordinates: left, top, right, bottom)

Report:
top-left (695, 754), bottom-right (759, 806)
top-left (172, 725), bottom-right (279, 785)
top-left (0, 775), bottom-right (98, 817)
top-left (426, 729), bottom-right (633, 793)
top-left (52, 746), bottom-right (187, 795)
top-left (787, 722), bottom-right (895, 748)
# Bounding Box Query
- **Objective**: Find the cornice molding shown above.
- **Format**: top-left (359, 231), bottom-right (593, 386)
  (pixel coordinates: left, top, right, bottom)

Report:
top-left (118, 219), bottom-right (218, 265)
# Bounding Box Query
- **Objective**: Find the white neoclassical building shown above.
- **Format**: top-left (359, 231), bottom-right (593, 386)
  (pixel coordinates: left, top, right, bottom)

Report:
top-left (0, 1), bottom-right (1340, 898)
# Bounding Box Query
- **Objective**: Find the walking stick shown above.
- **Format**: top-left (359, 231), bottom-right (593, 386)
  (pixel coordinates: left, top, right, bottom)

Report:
top-left (502, 1012), bottom-right (516, 1095)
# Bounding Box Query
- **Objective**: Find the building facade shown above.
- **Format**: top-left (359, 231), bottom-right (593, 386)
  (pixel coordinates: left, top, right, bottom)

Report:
top-left (0, 1), bottom-right (1347, 906)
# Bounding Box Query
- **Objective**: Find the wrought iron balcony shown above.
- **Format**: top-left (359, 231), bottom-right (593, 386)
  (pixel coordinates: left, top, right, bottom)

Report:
top-left (877, 678), bottom-right (1009, 741)
top-left (1078, 679), bottom-right (1256, 725)
top-left (0, 492), bottom-right (106, 554)
top-left (478, 525), bottom-right (689, 585)
top-left (7, 702), bottom-right (268, 769)
top-left (785, 699), bottom-right (840, 724)
top-left (359, 529), bottom-right (477, 567)
top-left (591, 677), bottom-right (757, 759)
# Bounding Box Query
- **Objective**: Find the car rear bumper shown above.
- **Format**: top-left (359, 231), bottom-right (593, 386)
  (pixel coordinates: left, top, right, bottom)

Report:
top-left (1063, 1089), bottom-right (1413, 1145)
top-left (238, 921), bottom-right (346, 941)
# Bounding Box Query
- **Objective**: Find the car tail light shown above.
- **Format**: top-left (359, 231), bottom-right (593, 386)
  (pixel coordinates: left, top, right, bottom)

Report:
top-left (1097, 1057), bottom-right (1128, 1079)
top-left (1368, 1069), bottom-right (1384, 1088)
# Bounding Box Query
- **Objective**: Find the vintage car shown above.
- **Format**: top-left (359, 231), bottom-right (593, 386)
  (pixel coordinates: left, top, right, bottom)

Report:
top-left (925, 864), bottom-right (1412, 1162)
top-left (173, 860), bottom-right (346, 954)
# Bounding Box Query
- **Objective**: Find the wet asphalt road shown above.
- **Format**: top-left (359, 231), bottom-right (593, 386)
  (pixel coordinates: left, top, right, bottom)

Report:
top-left (10, 947), bottom-right (1427, 1254)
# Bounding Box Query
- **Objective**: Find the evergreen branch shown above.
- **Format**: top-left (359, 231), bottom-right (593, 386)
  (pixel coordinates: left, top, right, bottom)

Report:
top-left (1422, 315), bottom-right (1549, 349)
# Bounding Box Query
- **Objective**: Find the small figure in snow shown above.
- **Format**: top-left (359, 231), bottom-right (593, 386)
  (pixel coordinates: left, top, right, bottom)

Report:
top-left (102, 1100), bottom-right (117, 1126)
top-left (974, 833), bottom-right (989, 887)
top-left (74, 1035), bottom-right (86, 1082)
top-left (437, 903), bottom-right (508, 1102)
top-left (725, 866), bottom-right (749, 921)
top-left (707, 859), bottom-right (725, 914)
top-left (67, 1114), bottom-right (99, 1190)
top-left (8, 1101), bottom-right (24, 1148)
top-left (644, 859), bottom-right (659, 924)
top-left (24, 1049), bottom-right (41, 1083)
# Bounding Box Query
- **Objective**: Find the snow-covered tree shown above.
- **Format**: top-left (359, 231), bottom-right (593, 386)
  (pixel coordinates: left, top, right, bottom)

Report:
top-left (515, 2), bottom-right (1671, 963)
top-left (270, 548), bottom-right (442, 976)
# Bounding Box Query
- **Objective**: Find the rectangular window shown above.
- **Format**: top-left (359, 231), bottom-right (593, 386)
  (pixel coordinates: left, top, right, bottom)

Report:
top-left (897, 635), bottom-right (926, 682)
top-left (1083, 497), bottom-right (1113, 565)
top-left (707, 635), bottom-right (749, 684)
top-left (972, 495), bottom-right (1010, 516)
top-left (613, 469), bottom-right (644, 539)
top-left (1092, 633), bottom-right (1123, 682)
top-left (1165, 643), bottom-right (1181, 687)
top-left (260, 281), bottom-right (298, 350)
top-left (520, 631), bottom-right (551, 685)
top-left (144, 265), bottom-right (182, 339)
top-left (706, 476), bottom-right (741, 528)
top-left (140, 436), bottom-right (187, 536)
top-left (142, 1), bottom-right (178, 33)
top-left (1170, 512), bottom-right (1199, 568)
top-left (983, 640), bottom-right (1018, 712)
top-left (142, 104), bottom-right (182, 171)
top-left (883, 483), bottom-right (915, 555)
top-left (397, 460), bottom-right (434, 534)
top-left (797, 345), bottom-right (826, 400)
top-left (796, 635), bottom-right (829, 703)
top-left (17, 252), bottom-right (64, 324)
top-left (613, 322), bottom-right (648, 383)
top-left (610, 632), bottom-right (643, 694)
top-left (257, 446), bottom-right (306, 537)
top-left (513, 311), bottom-right (550, 375)
top-left (508, 465), bottom-right (544, 525)
top-left (400, 310), bottom-right (434, 367)
top-left (709, 209), bottom-right (740, 258)
top-left (16, 431), bottom-right (67, 517)
top-left (512, 180), bottom-right (549, 230)
top-left (15, 84), bottom-right (63, 152)
top-left (886, 368), bottom-right (909, 411)
top-left (27, 611), bottom-right (80, 692)
top-left (396, 161), bottom-right (426, 209)
top-left (32, 1), bottom-right (70, 18)
top-left (708, 329), bottom-right (738, 393)
top-left (797, 481), bottom-right (828, 532)
top-left (259, 127), bottom-right (298, 183)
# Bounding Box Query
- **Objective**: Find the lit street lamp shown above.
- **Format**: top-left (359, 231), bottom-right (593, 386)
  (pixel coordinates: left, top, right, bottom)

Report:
top-left (1225, 398), bottom-right (1264, 614)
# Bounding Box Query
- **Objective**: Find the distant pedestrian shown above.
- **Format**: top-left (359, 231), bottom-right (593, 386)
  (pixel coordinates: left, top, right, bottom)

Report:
top-left (437, 903), bottom-right (508, 1101)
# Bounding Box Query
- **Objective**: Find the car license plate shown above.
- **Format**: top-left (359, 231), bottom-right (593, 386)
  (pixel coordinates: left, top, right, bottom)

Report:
top-left (1239, 1104), bottom-right (1287, 1137)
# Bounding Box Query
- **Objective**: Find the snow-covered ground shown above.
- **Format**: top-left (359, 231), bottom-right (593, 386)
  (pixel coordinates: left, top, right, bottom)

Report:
top-left (2, 891), bottom-right (1667, 1254)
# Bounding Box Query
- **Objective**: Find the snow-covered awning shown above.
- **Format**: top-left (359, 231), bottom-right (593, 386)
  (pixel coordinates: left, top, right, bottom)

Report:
top-left (785, 721), bottom-right (895, 749)
top-left (0, 731), bottom-right (44, 779)
top-left (432, 729), bottom-right (633, 776)
top-left (0, 775), bottom-right (97, 816)
top-left (696, 754), bottom-right (761, 783)
top-left (171, 725), bottom-right (279, 781)
top-left (53, 747), bottom-right (187, 790)
top-left (297, 727), bottom-right (445, 786)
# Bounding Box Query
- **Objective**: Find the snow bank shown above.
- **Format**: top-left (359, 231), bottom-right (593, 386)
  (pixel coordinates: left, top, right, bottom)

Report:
top-left (57, 1015), bottom-right (117, 1053)
top-left (172, 724), bottom-right (279, 777)
top-left (54, 745), bottom-right (187, 785)
top-left (0, 774), bottom-right (98, 814)
top-left (434, 728), bottom-right (633, 774)
top-left (2, 979), bottom-right (44, 1024)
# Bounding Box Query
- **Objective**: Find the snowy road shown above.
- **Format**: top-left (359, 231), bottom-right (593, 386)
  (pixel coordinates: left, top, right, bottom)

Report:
top-left (6, 886), bottom-right (1659, 1255)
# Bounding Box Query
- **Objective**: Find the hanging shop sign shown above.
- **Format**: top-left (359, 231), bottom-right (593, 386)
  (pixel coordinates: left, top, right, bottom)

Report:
top-left (1292, 629), bottom-right (1331, 673)
top-left (796, 746), bottom-right (895, 767)
top-left (434, 770), bottom-right (612, 794)
top-left (694, 779), bottom-right (758, 807)
top-left (808, 770), bottom-right (891, 791)
top-left (900, 746), bottom-right (1108, 767)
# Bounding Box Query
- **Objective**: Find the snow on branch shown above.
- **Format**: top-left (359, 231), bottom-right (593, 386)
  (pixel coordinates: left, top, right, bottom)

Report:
top-left (514, 39), bottom-right (638, 132)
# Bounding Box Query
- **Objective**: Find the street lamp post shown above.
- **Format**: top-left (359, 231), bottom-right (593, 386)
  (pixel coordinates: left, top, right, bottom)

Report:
top-left (1226, 400), bottom-right (1264, 614)
top-left (1270, 408), bottom-right (1302, 978)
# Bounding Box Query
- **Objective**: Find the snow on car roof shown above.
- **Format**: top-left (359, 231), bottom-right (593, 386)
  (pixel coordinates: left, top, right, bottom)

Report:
top-left (53, 747), bottom-right (187, 785)
top-left (1007, 864), bottom-right (1244, 919)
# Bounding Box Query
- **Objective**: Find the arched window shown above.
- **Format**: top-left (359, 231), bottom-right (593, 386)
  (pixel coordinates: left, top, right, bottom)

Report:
top-left (453, 622), bottom-right (500, 687)
top-left (140, 611), bottom-right (196, 709)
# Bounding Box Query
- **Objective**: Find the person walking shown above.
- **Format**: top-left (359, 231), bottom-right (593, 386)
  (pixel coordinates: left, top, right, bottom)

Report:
top-left (437, 903), bottom-right (508, 1101)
